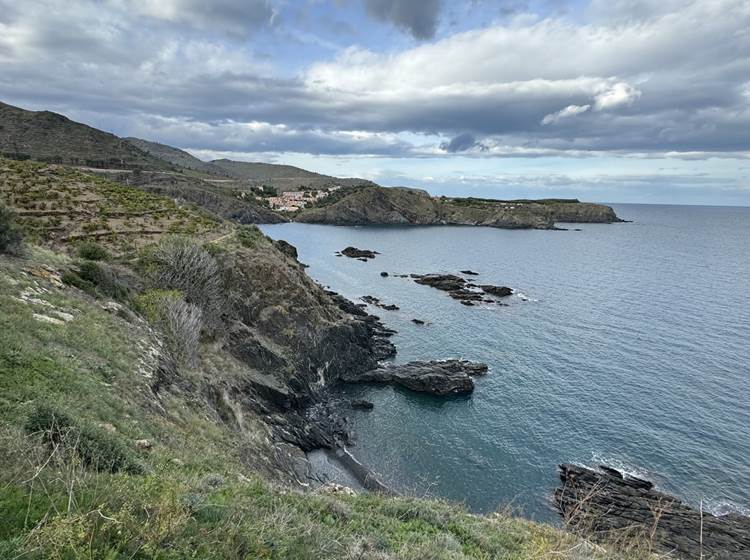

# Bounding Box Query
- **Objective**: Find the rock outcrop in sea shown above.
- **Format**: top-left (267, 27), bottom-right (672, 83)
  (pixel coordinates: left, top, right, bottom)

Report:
top-left (343, 359), bottom-right (489, 395)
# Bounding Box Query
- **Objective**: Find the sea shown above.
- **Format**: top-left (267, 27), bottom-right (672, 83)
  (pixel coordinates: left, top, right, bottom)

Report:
top-left (261, 203), bottom-right (750, 522)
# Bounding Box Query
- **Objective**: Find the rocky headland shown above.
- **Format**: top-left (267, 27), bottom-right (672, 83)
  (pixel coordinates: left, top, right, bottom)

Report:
top-left (556, 464), bottom-right (750, 559)
top-left (296, 185), bottom-right (622, 230)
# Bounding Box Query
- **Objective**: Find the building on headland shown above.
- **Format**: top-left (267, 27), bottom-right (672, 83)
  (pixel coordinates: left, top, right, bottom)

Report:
top-left (267, 186), bottom-right (342, 211)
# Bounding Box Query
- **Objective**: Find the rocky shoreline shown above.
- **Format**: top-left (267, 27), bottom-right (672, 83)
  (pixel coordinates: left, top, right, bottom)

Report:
top-left (556, 464), bottom-right (750, 559)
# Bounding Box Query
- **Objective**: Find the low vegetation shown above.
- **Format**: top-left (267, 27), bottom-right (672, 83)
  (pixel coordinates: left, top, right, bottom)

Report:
top-left (0, 158), bottom-right (652, 559)
top-left (0, 204), bottom-right (24, 255)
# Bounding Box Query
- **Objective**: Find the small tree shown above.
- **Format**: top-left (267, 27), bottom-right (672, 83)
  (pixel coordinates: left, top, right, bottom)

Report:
top-left (0, 205), bottom-right (24, 256)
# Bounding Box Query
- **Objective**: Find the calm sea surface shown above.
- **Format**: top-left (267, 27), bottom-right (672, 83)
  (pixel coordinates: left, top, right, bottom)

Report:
top-left (261, 204), bottom-right (750, 521)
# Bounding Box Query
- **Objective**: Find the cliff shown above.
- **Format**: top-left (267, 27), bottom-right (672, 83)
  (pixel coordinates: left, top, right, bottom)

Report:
top-left (0, 157), bottom-right (654, 559)
top-left (296, 186), bottom-right (621, 229)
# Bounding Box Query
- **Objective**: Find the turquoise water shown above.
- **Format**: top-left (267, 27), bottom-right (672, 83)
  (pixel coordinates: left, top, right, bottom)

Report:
top-left (261, 204), bottom-right (750, 521)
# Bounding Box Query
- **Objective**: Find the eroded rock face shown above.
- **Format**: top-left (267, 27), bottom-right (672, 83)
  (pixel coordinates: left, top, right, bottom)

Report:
top-left (343, 359), bottom-right (488, 396)
top-left (555, 464), bottom-right (750, 560)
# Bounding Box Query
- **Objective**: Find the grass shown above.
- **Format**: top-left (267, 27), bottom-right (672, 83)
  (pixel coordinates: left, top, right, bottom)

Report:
top-left (0, 248), bottom-right (658, 559)
top-left (0, 160), bottom-right (653, 559)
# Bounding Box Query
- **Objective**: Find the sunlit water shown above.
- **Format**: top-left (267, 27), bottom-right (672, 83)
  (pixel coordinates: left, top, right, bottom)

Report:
top-left (261, 204), bottom-right (750, 521)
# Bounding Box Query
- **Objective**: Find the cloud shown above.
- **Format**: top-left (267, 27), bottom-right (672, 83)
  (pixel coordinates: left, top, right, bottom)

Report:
top-left (0, 0), bottom-right (748, 163)
top-left (440, 133), bottom-right (484, 152)
top-left (541, 104), bottom-right (591, 125)
top-left (112, 0), bottom-right (275, 38)
top-left (363, 0), bottom-right (441, 40)
top-left (593, 81), bottom-right (641, 110)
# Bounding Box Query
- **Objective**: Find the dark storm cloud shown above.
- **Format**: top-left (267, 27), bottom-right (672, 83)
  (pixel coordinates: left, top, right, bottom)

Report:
top-left (363, 0), bottom-right (442, 39)
top-left (440, 133), bottom-right (484, 153)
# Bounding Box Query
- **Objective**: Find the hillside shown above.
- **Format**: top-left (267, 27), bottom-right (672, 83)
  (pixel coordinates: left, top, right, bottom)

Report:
top-left (0, 158), bottom-right (660, 559)
top-left (125, 137), bottom-right (231, 177)
top-left (295, 185), bottom-right (621, 229)
top-left (0, 102), bottom-right (172, 170)
top-left (211, 159), bottom-right (376, 193)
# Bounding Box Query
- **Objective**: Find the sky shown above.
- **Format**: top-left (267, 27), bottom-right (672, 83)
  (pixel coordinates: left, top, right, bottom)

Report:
top-left (1, 0), bottom-right (749, 204)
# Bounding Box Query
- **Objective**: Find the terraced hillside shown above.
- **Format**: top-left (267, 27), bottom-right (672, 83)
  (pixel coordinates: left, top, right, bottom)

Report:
top-left (0, 159), bottom-right (224, 253)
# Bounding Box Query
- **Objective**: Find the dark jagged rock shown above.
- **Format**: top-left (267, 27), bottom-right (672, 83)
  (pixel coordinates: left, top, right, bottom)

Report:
top-left (380, 271), bottom-right (389, 277)
top-left (555, 464), bottom-right (750, 560)
top-left (350, 399), bottom-right (374, 410)
top-left (411, 319), bottom-right (425, 325)
top-left (413, 273), bottom-right (467, 292)
top-left (460, 270), bottom-right (480, 276)
top-left (274, 239), bottom-right (298, 259)
top-left (479, 285), bottom-right (513, 297)
top-left (412, 273), bottom-right (513, 305)
top-left (360, 295), bottom-right (400, 311)
top-left (326, 291), bottom-right (397, 362)
top-left (341, 246), bottom-right (379, 260)
top-left (343, 359), bottom-right (488, 396)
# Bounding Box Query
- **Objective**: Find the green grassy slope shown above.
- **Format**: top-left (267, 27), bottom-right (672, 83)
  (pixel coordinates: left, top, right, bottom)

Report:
top-left (0, 160), bottom-right (650, 559)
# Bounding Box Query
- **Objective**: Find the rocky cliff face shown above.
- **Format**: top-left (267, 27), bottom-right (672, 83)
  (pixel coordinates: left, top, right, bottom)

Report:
top-left (296, 186), bottom-right (621, 229)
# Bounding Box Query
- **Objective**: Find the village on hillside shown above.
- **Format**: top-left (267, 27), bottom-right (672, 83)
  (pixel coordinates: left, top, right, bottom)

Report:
top-left (266, 185), bottom-right (341, 212)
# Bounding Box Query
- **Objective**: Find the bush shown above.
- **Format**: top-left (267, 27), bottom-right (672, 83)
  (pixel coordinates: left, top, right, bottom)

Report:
top-left (134, 289), bottom-right (202, 368)
top-left (0, 205), bottom-right (24, 256)
top-left (24, 404), bottom-right (142, 474)
top-left (61, 261), bottom-right (130, 300)
top-left (236, 225), bottom-right (265, 248)
top-left (142, 237), bottom-right (223, 327)
top-left (76, 240), bottom-right (109, 261)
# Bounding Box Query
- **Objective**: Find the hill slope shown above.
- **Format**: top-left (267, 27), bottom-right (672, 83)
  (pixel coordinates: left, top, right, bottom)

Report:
top-left (211, 159), bottom-right (376, 193)
top-left (125, 137), bottom-right (230, 176)
top-left (0, 102), bottom-right (172, 170)
top-left (0, 158), bottom-right (654, 559)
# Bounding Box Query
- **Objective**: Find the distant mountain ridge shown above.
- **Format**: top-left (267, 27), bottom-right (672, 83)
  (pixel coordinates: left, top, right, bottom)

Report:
top-left (124, 137), bottom-right (231, 177)
top-left (0, 102), bottom-right (172, 170)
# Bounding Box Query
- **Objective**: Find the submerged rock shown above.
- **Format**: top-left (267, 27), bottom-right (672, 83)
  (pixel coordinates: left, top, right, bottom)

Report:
top-left (341, 246), bottom-right (379, 260)
top-left (555, 464), bottom-right (750, 559)
top-left (343, 359), bottom-right (488, 396)
top-left (460, 270), bottom-right (480, 276)
top-left (350, 399), bottom-right (374, 410)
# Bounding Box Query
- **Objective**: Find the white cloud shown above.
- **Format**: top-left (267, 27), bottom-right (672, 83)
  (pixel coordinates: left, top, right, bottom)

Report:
top-left (593, 81), bottom-right (641, 110)
top-left (541, 104), bottom-right (591, 125)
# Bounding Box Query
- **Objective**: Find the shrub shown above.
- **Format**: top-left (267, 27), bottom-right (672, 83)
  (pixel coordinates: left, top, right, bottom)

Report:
top-left (142, 237), bottom-right (223, 327)
top-left (76, 240), bottom-right (109, 261)
top-left (62, 261), bottom-right (130, 300)
top-left (24, 404), bottom-right (142, 474)
top-left (236, 225), bottom-right (264, 248)
top-left (134, 289), bottom-right (202, 368)
top-left (0, 205), bottom-right (24, 256)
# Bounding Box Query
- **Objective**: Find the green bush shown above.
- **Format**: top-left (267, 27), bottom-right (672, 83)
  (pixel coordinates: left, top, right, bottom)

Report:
top-left (0, 205), bottom-right (24, 256)
top-left (76, 240), bottom-right (109, 261)
top-left (62, 261), bottom-right (130, 300)
top-left (24, 404), bottom-right (143, 474)
top-left (236, 224), bottom-right (265, 248)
